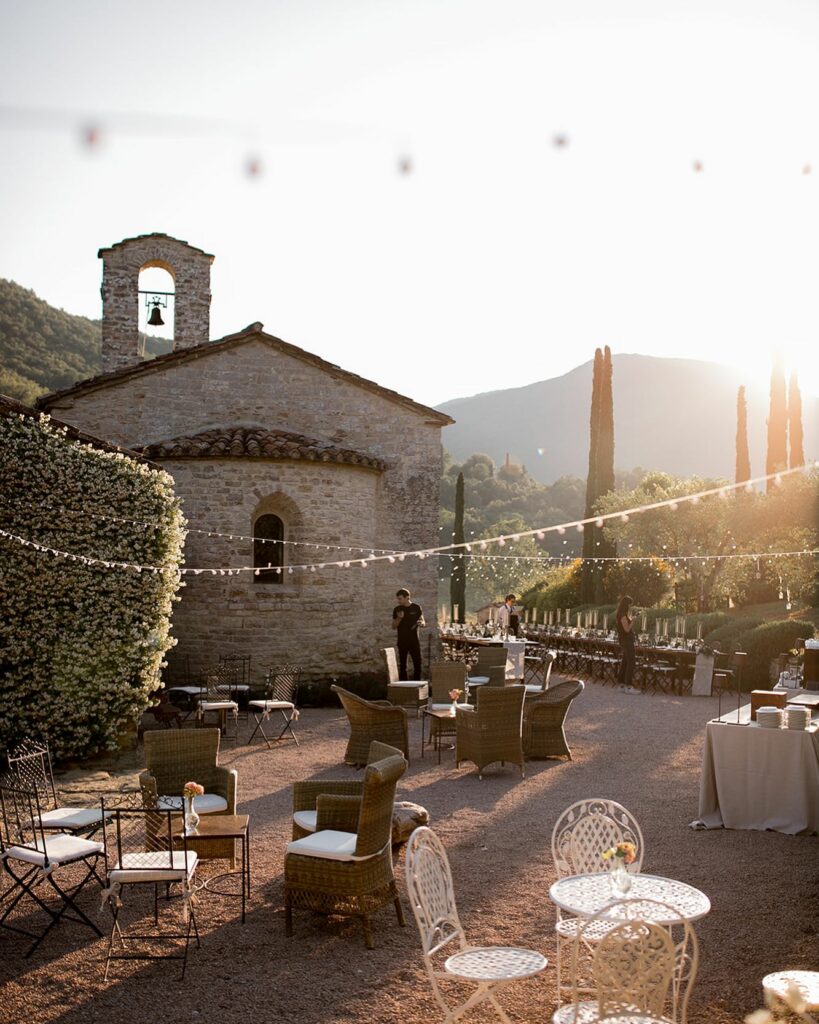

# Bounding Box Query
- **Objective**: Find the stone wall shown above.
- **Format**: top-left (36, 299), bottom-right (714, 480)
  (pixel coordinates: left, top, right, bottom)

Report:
top-left (99, 234), bottom-right (213, 373)
top-left (46, 333), bottom-right (445, 683)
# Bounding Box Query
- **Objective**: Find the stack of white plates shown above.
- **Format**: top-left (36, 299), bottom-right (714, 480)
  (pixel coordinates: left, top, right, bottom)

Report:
top-left (756, 707), bottom-right (783, 729)
top-left (786, 706), bottom-right (811, 730)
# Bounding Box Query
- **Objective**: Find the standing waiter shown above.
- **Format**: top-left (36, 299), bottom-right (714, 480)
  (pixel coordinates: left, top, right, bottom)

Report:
top-left (392, 588), bottom-right (425, 680)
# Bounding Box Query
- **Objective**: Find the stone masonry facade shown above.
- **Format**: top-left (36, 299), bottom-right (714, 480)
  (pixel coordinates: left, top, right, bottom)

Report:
top-left (99, 234), bottom-right (213, 373)
top-left (42, 313), bottom-right (450, 684)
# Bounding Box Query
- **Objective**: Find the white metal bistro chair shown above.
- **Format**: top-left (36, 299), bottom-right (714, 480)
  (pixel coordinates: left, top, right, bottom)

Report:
top-left (100, 804), bottom-right (200, 980)
top-left (551, 799), bottom-right (645, 1006)
top-left (248, 665), bottom-right (301, 747)
top-left (0, 780), bottom-right (104, 957)
top-left (554, 897), bottom-right (699, 1024)
top-left (405, 826), bottom-right (546, 1024)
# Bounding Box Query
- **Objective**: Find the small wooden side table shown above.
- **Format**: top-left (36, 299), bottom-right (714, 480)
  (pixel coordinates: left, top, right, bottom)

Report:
top-left (174, 814), bottom-right (250, 923)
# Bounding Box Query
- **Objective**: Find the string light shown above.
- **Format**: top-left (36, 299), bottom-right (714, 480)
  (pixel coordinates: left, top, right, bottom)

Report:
top-left (1, 463), bottom-right (814, 576)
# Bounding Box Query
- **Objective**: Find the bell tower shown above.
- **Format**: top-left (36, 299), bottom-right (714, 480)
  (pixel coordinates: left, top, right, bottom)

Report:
top-left (98, 233), bottom-right (215, 373)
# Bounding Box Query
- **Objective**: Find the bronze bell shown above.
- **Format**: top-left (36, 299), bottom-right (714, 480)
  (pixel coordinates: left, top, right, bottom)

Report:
top-left (147, 302), bottom-right (164, 326)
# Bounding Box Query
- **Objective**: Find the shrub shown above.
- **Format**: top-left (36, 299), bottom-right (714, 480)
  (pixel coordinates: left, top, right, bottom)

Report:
top-left (0, 410), bottom-right (185, 758)
top-left (703, 617), bottom-right (764, 654)
top-left (734, 620), bottom-right (816, 690)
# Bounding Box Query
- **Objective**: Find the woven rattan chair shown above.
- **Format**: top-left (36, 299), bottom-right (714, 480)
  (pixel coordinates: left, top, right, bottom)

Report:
top-left (284, 748), bottom-right (408, 948)
top-left (551, 799), bottom-right (645, 1006)
top-left (140, 729), bottom-right (237, 817)
top-left (384, 648), bottom-right (429, 713)
top-left (291, 741), bottom-right (404, 840)
top-left (425, 662), bottom-right (469, 749)
top-left (554, 897), bottom-right (698, 1024)
top-left (522, 680), bottom-right (584, 760)
top-left (332, 685), bottom-right (409, 766)
top-left (405, 826), bottom-right (546, 1023)
top-left (455, 685), bottom-right (526, 779)
top-left (467, 646), bottom-right (508, 690)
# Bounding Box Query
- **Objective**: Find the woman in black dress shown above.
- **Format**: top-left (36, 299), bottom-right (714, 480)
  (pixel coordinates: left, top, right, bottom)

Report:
top-left (615, 594), bottom-right (637, 692)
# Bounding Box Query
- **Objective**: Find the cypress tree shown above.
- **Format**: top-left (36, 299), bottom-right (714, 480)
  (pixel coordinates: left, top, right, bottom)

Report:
top-left (735, 385), bottom-right (751, 483)
top-left (450, 471), bottom-right (466, 623)
top-left (788, 371), bottom-right (805, 469)
top-left (593, 346), bottom-right (616, 602)
top-left (581, 349), bottom-right (603, 603)
top-left (765, 355), bottom-right (788, 491)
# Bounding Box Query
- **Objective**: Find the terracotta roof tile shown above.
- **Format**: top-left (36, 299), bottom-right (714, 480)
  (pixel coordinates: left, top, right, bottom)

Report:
top-left (36, 323), bottom-right (454, 426)
top-left (139, 426), bottom-right (388, 471)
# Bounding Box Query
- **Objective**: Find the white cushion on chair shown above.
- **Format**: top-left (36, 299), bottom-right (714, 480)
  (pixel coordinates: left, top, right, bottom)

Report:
top-left (215, 684), bottom-right (249, 692)
top-left (199, 700), bottom-right (238, 711)
top-left (36, 807), bottom-right (107, 830)
top-left (387, 680), bottom-right (429, 688)
top-left (156, 793), bottom-right (228, 814)
top-left (467, 676), bottom-right (490, 685)
top-left (286, 829), bottom-right (360, 862)
top-left (293, 810), bottom-right (317, 833)
top-left (248, 700), bottom-right (294, 711)
top-left (110, 850), bottom-right (198, 884)
top-left (6, 833), bottom-right (103, 867)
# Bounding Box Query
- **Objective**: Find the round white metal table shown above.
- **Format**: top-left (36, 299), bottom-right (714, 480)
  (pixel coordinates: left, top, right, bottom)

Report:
top-left (549, 872), bottom-right (711, 924)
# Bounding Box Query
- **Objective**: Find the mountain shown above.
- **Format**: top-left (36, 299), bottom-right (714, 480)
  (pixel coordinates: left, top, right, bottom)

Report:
top-left (0, 278), bottom-right (171, 404)
top-left (437, 354), bottom-right (819, 482)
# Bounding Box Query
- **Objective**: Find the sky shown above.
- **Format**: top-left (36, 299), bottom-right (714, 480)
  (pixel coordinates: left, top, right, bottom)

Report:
top-left (2, 0), bottom-right (819, 408)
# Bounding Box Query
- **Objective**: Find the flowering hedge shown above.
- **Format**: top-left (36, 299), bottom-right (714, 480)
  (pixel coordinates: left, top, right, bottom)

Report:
top-left (0, 410), bottom-right (185, 758)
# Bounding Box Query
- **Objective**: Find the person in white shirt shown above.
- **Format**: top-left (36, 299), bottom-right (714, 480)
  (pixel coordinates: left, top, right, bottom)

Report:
top-left (496, 594), bottom-right (516, 632)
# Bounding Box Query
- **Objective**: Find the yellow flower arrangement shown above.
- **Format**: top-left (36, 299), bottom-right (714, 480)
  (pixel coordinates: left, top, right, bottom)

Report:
top-left (602, 841), bottom-right (638, 864)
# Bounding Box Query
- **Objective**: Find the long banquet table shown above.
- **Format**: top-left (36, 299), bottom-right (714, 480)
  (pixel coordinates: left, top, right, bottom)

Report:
top-left (696, 717), bottom-right (819, 834)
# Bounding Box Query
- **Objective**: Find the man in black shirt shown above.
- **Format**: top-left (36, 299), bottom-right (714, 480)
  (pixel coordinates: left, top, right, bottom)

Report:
top-left (392, 588), bottom-right (425, 680)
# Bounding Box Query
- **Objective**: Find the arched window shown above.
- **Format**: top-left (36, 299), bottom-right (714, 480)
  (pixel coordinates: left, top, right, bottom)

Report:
top-left (254, 514), bottom-right (284, 584)
top-left (138, 263), bottom-right (175, 359)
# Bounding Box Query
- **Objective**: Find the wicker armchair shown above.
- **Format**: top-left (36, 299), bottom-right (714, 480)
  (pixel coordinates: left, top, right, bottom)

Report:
top-left (291, 741), bottom-right (403, 840)
top-left (332, 685), bottom-right (409, 766)
top-left (139, 729), bottom-right (237, 816)
top-left (456, 685), bottom-right (526, 779)
top-left (523, 680), bottom-right (584, 760)
top-left (284, 748), bottom-right (408, 948)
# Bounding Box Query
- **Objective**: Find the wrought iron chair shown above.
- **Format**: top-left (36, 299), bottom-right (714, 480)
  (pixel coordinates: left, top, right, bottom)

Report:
top-left (523, 680), bottom-right (584, 760)
top-left (197, 664), bottom-right (240, 737)
top-left (217, 653), bottom-right (251, 718)
top-left (247, 664), bottom-right (301, 747)
top-left (405, 826), bottom-right (546, 1024)
top-left (551, 799), bottom-right (645, 1006)
top-left (6, 739), bottom-right (109, 837)
top-left (331, 685), bottom-right (409, 765)
top-left (0, 780), bottom-right (104, 957)
top-left (284, 747), bottom-right (407, 948)
top-left (100, 804), bottom-right (200, 979)
top-left (523, 647), bottom-right (556, 692)
top-left (455, 685), bottom-right (526, 779)
top-left (554, 897), bottom-right (699, 1024)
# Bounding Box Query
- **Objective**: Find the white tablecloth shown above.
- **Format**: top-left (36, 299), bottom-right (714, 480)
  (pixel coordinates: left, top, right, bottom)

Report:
top-left (503, 640), bottom-right (526, 680)
top-left (696, 721), bottom-right (819, 834)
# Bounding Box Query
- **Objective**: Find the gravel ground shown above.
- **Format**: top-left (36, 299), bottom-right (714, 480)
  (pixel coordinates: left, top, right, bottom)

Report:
top-left (1, 679), bottom-right (817, 1024)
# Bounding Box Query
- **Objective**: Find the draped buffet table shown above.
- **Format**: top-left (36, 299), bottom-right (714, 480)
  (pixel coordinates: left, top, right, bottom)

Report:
top-left (696, 716), bottom-right (819, 835)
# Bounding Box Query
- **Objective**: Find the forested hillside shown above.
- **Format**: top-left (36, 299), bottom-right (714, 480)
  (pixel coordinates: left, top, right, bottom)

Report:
top-left (0, 278), bottom-right (170, 404)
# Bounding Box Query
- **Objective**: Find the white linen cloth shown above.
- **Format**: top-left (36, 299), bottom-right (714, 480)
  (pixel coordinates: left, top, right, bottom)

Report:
top-left (696, 721), bottom-right (819, 834)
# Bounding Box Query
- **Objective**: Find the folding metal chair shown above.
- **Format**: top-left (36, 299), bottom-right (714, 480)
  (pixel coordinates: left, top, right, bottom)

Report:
top-left (100, 804), bottom-right (200, 979)
top-left (0, 780), bottom-right (104, 957)
top-left (248, 664), bottom-right (301, 747)
top-left (197, 664), bottom-right (240, 738)
top-left (7, 739), bottom-right (109, 837)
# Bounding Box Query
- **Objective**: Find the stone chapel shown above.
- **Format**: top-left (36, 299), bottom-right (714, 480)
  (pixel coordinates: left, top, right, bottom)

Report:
top-left (38, 233), bottom-right (452, 681)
